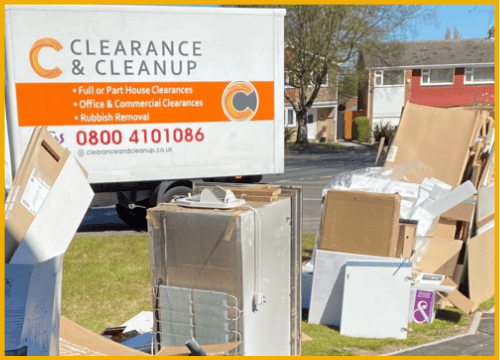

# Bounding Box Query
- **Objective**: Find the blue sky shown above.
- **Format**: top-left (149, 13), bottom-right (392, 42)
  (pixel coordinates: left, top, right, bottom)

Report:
top-left (410, 5), bottom-right (495, 41)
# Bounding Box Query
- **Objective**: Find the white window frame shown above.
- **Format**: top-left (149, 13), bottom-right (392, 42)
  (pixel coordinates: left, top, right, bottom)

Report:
top-left (420, 67), bottom-right (455, 86)
top-left (464, 66), bottom-right (495, 85)
top-left (285, 71), bottom-right (294, 89)
top-left (373, 69), bottom-right (404, 87)
top-left (308, 72), bottom-right (329, 88)
top-left (374, 70), bottom-right (383, 86)
top-left (284, 108), bottom-right (296, 128)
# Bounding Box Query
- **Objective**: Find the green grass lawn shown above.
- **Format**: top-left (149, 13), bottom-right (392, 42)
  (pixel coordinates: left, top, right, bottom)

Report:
top-left (62, 233), bottom-right (152, 333)
top-left (62, 233), bottom-right (494, 354)
top-left (302, 307), bottom-right (469, 356)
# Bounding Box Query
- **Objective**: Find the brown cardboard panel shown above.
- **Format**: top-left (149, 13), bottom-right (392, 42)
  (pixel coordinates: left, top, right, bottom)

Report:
top-left (5, 127), bottom-right (71, 262)
top-left (156, 342), bottom-right (241, 356)
top-left (384, 103), bottom-right (484, 188)
top-left (467, 227), bottom-right (495, 306)
top-left (452, 264), bottom-right (465, 287)
top-left (10, 127), bottom-right (42, 186)
top-left (60, 316), bottom-right (240, 356)
top-left (60, 316), bottom-right (148, 356)
top-left (320, 190), bottom-right (401, 257)
top-left (414, 238), bottom-right (463, 277)
top-left (441, 201), bottom-right (476, 223)
top-left (396, 223), bottom-right (417, 258)
top-left (440, 277), bottom-right (474, 314)
top-left (433, 220), bottom-right (457, 239)
top-left (439, 289), bottom-right (474, 314)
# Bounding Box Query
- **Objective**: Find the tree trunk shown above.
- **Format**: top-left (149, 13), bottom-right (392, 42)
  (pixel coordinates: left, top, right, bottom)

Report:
top-left (295, 109), bottom-right (309, 146)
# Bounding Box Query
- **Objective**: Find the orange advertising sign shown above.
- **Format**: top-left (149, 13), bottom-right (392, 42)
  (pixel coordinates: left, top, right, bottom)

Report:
top-left (16, 81), bottom-right (274, 127)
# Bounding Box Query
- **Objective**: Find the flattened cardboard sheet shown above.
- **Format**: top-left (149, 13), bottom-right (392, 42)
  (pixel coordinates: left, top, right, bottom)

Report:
top-left (467, 227), bottom-right (495, 306)
top-left (384, 103), bottom-right (484, 188)
top-left (59, 316), bottom-right (240, 356)
top-left (413, 238), bottom-right (462, 277)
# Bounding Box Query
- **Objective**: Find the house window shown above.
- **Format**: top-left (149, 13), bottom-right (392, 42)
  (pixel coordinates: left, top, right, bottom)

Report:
top-left (309, 72), bottom-right (329, 87)
top-left (285, 109), bottom-right (295, 127)
top-left (464, 66), bottom-right (494, 84)
top-left (285, 71), bottom-right (293, 88)
top-left (374, 70), bottom-right (404, 86)
top-left (421, 68), bottom-right (454, 86)
top-left (374, 70), bottom-right (383, 85)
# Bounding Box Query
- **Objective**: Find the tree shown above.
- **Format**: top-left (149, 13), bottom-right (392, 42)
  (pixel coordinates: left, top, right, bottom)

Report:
top-left (445, 28), bottom-right (451, 39)
top-left (453, 27), bottom-right (461, 40)
top-left (282, 5), bottom-right (434, 145)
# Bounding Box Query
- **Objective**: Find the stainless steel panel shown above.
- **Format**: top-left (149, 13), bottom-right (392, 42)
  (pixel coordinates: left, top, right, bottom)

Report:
top-left (148, 183), bottom-right (302, 355)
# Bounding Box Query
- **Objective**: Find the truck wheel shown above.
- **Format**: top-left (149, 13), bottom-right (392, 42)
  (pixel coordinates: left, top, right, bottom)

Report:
top-left (157, 186), bottom-right (192, 205)
top-left (115, 201), bottom-right (148, 230)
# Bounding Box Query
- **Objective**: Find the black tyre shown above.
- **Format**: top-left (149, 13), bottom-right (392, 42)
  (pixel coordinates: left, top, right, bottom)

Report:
top-left (157, 185), bottom-right (192, 205)
top-left (115, 198), bottom-right (149, 230)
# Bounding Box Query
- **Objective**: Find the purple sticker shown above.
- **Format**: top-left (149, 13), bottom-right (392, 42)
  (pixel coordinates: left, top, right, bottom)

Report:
top-left (413, 290), bottom-right (434, 323)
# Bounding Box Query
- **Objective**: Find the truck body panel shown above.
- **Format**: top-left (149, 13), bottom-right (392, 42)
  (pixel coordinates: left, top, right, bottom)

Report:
top-left (5, 5), bottom-right (285, 188)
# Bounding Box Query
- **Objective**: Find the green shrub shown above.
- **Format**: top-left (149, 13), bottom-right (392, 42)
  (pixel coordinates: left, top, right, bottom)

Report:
top-left (373, 122), bottom-right (396, 146)
top-left (353, 116), bottom-right (371, 143)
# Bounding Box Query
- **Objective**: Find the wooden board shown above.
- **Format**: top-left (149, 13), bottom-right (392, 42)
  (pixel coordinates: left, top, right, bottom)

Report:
top-left (239, 194), bottom-right (278, 202)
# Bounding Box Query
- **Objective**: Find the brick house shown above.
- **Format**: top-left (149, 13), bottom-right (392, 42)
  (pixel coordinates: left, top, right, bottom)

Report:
top-left (358, 32), bottom-right (495, 131)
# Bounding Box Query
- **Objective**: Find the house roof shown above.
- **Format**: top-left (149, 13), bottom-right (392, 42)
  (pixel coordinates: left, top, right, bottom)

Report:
top-left (363, 38), bottom-right (495, 69)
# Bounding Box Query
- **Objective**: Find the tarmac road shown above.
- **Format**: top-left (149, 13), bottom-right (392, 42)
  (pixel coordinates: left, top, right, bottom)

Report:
top-left (78, 145), bottom-right (377, 234)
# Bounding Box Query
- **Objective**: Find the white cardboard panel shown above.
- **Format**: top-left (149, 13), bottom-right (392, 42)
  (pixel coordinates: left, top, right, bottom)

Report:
top-left (5, 255), bottom-right (64, 356)
top-left (423, 180), bottom-right (477, 218)
top-left (302, 272), bottom-right (313, 310)
top-left (340, 260), bottom-right (412, 339)
top-left (308, 250), bottom-right (396, 326)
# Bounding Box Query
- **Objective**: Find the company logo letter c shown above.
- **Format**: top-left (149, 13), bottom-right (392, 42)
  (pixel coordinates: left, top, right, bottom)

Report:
top-left (30, 38), bottom-right (63, 79)
top-left (222, 81), bottom-right (259, 122)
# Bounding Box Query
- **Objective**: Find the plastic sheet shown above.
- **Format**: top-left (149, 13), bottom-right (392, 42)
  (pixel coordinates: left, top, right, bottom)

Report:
top-left (321, 161), bottom-right (434, 198)
top-left (309, 162), bottom-right (449, 268)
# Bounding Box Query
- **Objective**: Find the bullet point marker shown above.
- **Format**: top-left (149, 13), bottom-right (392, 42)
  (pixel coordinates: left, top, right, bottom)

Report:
top-left (75, 116), bottom-right (78, 120)
top-left (73, 89), bottom-right (76, 93)
top-left (74, 102), bottom-right (77, 106)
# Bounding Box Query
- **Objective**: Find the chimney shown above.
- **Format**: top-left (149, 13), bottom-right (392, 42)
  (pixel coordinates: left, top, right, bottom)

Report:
top-left (488, 26), bottom-right (494, 40)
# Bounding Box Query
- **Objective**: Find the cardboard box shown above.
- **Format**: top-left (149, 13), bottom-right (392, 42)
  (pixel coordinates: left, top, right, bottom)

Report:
top-left (5, 127), bottom-right (71, 262)
top-left (4, 127), bottom-right (94, 355)
top-left (320, 190), bottom-right (401, 257)
top-left (385, 103), bottom-right (485, 188)
top-left (397, 220), bottom-right (417, 258)
top-left (433, 219), bottom-right (458, 239)
top-left (6, 128), bottom-right (93, 265)
top-left (59, 317), bottom-right (240, 356)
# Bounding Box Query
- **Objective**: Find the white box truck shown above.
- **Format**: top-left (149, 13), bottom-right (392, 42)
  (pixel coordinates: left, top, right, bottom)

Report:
top-left (5, 5), bottom-right (285, 228)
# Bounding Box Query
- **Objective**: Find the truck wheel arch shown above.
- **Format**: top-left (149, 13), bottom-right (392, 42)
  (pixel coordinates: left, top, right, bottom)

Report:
top-left (152, 180), bottom-right (193, 206)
